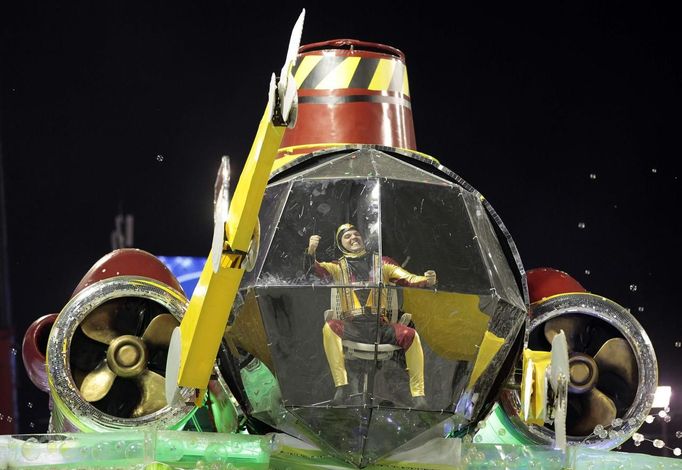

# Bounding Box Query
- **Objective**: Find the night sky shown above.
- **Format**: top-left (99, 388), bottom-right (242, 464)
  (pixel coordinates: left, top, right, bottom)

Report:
top-left (1, 1), bottom-right (680, 457)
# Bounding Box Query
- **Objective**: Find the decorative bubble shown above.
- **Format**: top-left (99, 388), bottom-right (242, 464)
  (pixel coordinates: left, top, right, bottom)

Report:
top-left (665, 415), bottom-right (672, 423)
top-left (653, 439), bottom-right (665, 448)
top-left (676, 431), bottom-right (682, 438)
top-left (21, 437), bottom-right (41, 461)
top-left (125, 443), bottom-right (144, 459)
top-left (598, 430), bottom-right (608, 439)
top-left (629, 418), bottom-right (638, 426)
top-left (638, 306), bottom-right (644, 312)
top-left (651, 168), bottom-right (658, 174)
top-left (156, 155), bottom-right (164, 162)
top-left (674, 448), bottom-right (681, 457)
top-left (474, 434), bottom-right (482, 443)
top-left (6, 416), bottom-right (12, 423)
top-left (646, 415), bottom-right (655, 423)
top-left (27, 402), bottom-right (33, 409)
top-left (659, 410), bottom-right (668, 418)
top-left (585, 269), bottom-right (591, 275)
top-left (676, 341), bottom-right (681, 348)
top-left (629, 284), bottom-right (638, 292)
top-left (634, 440), bottom-right (641, 447)
top-left (633, 433), bottom-right (644, 442)
top-left (29, 422), bottom-right (35, 428)
top-left (594, 424), bottom-right (604, 434)
top-left (608, 430), bottom-right (617, 439)
top-left (578, 222), bottom-right (586, 229)
top-left (612, 418), bottom-right (623, 428)
top-left (589, 173), bottom-right (597, 180)
top-left (10, 348), bottom-right (17, 356)
top-left (497, 427), bottom-right (507, 437)
top-left (665, 406), bottom-right (671, 412)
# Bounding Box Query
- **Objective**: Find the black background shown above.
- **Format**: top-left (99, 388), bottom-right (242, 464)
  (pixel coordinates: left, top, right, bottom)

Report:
top-left (1, 1), bottom-right (680, 457)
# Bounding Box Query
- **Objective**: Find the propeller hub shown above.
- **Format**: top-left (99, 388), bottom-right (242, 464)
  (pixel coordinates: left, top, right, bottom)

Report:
top-left (107, 335), bottom-right (147, 378)
top-left (568, 353), bottom-right (598, 394)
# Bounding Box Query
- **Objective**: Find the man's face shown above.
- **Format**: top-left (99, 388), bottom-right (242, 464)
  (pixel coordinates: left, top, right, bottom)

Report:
top-left (341, 229), bottom-right (364, 253)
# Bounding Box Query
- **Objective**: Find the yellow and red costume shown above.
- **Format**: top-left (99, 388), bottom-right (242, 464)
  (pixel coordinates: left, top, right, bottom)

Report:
top-left (307, 224), bottom-right (429, 398)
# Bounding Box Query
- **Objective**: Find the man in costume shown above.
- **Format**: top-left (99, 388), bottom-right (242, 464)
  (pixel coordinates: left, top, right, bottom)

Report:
top-left (306, 223), bottom-right (436, 406)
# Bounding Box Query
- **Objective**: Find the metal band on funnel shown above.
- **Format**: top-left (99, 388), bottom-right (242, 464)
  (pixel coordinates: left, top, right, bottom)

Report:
top-left (276, 39), bottom-right (416, 166)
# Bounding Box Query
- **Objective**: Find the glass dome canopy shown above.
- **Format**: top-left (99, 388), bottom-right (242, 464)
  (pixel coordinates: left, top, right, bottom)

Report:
top-left (221, 146), bottom-right (528, 467)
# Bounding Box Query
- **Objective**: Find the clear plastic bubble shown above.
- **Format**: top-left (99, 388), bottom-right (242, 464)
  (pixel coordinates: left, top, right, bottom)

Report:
top-left (497, 428), bottom-right (507, 436)
top-left (612, 418), bottom-right (623, 428)
top-left (674, 448), bottom-right (681, 457)
top-left (646, 415), bottom-right (655, 423)
top-left (598, 430), bottom-right (608, 439)
top-left (589, 173), bottom-right (597, 180)
top-left (676, 341), bottom-right (682, 348)
top-left (474, 434), bottom-right (482, 443)
top-left (630, 284), bottom-right (638, 292)
top-left (638, 306), bottom-right (644, 312)
top-left (659, 410), bottom-right (668, 418)
top-left (609, 430), bottom-right (618, 439)
top-left (651, 168), bottom-right (658, 174)
top-left (27, 402), bottom-right (33, 409)
top-left (578, 222), bottom-right (586, 229)
top-left (29, 422), bottom-right (35, 428)
top-left (629, 418), bottom-right (638, 426)
top-left (633, 433), bottom-right (644, 442)
top-left (10, 348), bottom-right (17, 356)
top-left (665, 415), bottom-right (672, 423)
top-left (6, 416), bottom-right (12, 423)
top-left (125, 442), bottom-right (143, 459)
top-left (653, 439), bottom-right (665, 448)
top-left (21, 437), bottom-right (41, 461)
top-left (585, 269), bottom-right (591, 275)
top-left (594, 424), bottom-right (604, 434)
top-left (634, 440), bottom-right (641, 447)
top-left (676, 431), bottom-right (682, 438)
top-left (156, 155), bottom-right (164, 162)
top-left (665, 406), bottom-right (671, 412)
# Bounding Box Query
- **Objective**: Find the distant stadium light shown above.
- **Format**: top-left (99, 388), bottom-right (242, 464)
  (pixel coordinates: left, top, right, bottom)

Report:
top-left (652, 386), bottom-right (672, 409)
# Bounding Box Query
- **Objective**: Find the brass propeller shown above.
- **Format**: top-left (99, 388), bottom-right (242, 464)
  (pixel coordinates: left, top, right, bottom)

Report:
top-left (593, 338), bottom-right (638, 389)
top-left (80, 359), bottom-right (117, 402)
top-left (78, 312), bottom-right (179, 417)
top-left (541, 315), bottom-right (638, 437)
top-left (142, 314), bottom-right (179, 348)
top-left (544, 315), bottom-right (588, 350)
top-left (80, 302), bottom-right (120, 344)
top-left (132, 370), bottom-right (167, 417)
top-left (569, 388), bottom-right (617, 435)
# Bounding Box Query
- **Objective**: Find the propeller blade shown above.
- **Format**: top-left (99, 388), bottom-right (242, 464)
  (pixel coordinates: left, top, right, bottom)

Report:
top-left (132, 370), bottom-right (167, 417)
top-left (550, 330), bottom-right (569, 391)
top-left (80, 359), bottom-right (117, 402)
top-left (141, 313), bottom-right (179, 348)
top-left (277, 9), bottom-right (305, 123)
top-left (544, 315), bottom-right (587, 351)
top-left (594, 337), bottom-right (638, 389)
top-left (211, 156), bottom-right (230, 273)
top-left (569, 387), bottom-right (617, 436)
top-left (81, 302), bottom-right (119, 344)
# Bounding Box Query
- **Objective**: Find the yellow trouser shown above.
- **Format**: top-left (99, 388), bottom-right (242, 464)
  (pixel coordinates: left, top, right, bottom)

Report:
top-left (322, 322), bottom-right (425, 397)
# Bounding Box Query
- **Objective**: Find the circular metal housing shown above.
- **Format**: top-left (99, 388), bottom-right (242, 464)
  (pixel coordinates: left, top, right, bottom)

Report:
top-left (46, 276), bottom-right (196, 431)
top-left (501, 292), bottom-right (657, 449)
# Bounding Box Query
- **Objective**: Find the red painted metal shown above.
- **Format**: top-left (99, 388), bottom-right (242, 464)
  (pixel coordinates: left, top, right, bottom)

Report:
top-left (527, 267), bottom-right (587, 304)
top-left (21, 314), bottom-right (57, 393)
top-left (278, 39), bottom-right (417, 157)
top-left (72, 248), bottom-right (183, 296)
top-left (22, 248), bottom-right (183, 403)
